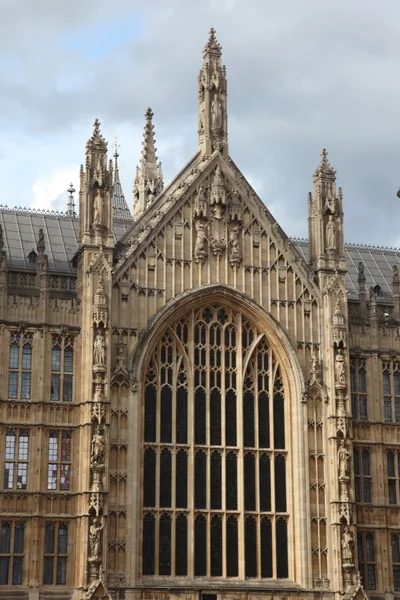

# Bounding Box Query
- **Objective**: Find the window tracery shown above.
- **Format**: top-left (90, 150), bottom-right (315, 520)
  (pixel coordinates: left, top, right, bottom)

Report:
top-left (141, 304), bottom-right (289, 579)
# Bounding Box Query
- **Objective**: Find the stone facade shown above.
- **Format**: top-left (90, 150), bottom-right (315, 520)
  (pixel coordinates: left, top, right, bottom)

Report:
top-left (0, 27), bottom-right (398, 600)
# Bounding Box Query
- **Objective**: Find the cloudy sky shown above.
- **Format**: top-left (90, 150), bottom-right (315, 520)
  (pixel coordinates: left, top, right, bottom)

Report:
top-left (1, 0), bottom-right (400, 246)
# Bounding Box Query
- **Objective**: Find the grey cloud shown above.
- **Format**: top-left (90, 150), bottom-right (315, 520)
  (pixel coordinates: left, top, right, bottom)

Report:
top-left (1, 0), bottom-right (400, 245)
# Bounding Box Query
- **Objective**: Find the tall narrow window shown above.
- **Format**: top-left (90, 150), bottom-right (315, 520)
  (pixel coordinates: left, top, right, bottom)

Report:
top-left (4, 430), bottom-right (29, 490)
top-left (51, 336), bottom-right (74, 402)
top-left (357, 532), bottom-right (376, 590)
top-left (0, 522), bottom-right (24, 585)
top-left (142, 305), bottom-right (289, 580)
top-left (47, 432), bottom-right (71, 491)
top-left (8, 333), bottom-right (33, 400)
top-left (354, 447), bottom-right (372, 503)
top-left (383, 362), bottom-right (400, 423)
top-left (43, 523), bottom-right (68, 585)
top-left (350, 358), bottom-right (367, 420)
top-left (392, 534), bottom-right (400, 591)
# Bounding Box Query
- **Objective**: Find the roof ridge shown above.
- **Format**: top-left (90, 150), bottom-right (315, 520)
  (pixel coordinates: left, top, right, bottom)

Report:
top-left (290, 236), bottom-right (400, 253)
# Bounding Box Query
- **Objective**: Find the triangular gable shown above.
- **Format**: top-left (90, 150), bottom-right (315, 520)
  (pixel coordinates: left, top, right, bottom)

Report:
top-left (343, 579), bottom-right (369, 600)
top-left (83, 574), bottom-right (112, 599)
top-left (87, 247), bottom-right (113, 276)
top-left (113, 151), bottom-right (319, 301)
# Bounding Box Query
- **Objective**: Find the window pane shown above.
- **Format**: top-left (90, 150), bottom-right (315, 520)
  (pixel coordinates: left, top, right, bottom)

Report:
top-left (383, 371), bottom-right (391, 394)
top-left (226, 452), bottom-right (237, 510)
top-left (394, 373), bottom-right (400, 395)
top-left (143, 448), bottom-right (156, 508)
top-left (60, 465), bottom-right (70, 491)
top-left (0, 557), bottom-right (9, 585)
top-left (48, 433), bottom-right (58, 461)
top-left (63, 374), bottom-right (73, 401)
top-left (210, 388), bottom-right (221, 446)
top-left (52, 347), bottom-right (61, 371)
top-left (388, 451), bottom-right (395, 477)
top-left (58, 526), bottom-right (68, 554)
top-left (175, 515), bottom-right (187, 576)
top-left (43, 556), bottom-right (54, 584)
top-left (175, 450), bottom-right (187, 509)
top-left (51, 374), bottom-right (60, 401)
top-left (276, 518), bottom-right (288, 578)
top-left (385, 399), bottom-right (392, 422)
top-left (226, 516), bottom-right (238, 577)
top-left (5, 432), bottom-right (15, 460)
top-left (14, 523), bottom-right (24, 553)
top-left (8, 372), bottom-right (18, 399)
top-left (61, 433), bottom-right (71, 462)
top-left (17, 464), bottom-right (28, 489)
top-left (359, 369), bottom-right (366, 392)
top-left (21, 372), bottom-right (31, 399)
top-left (47, 465), bottom-right (57, 490)
top-left (4, 463), bottom-right (14, 489)
top-left (45, 524), bottom-right (55, 554)
top-left (142, 514), bottom-right (155, 575)
top-left (158, 515), bottom-right (171, 576)
top-left (362, 450), bottom-right (370, 475)
top-left (0, 524), bottom-right (11, 553)
top-left (261, 517), bottom-right (273, 577)
top-left (360, 396), bottom-right (368, 420)
top-left (18, 432), bottom-right (29, 460)
top-left (194, 515), bottom-right (207, 576)
top-left (9, 342), bottom-right (19, 369)
top-left (159, 449), bottom-right (171, 508)
top-left (176, 387), bottom-right (188, 444)
top-left (210, 517), bottom-right (222, 576)
top-left (210, 451), bottom-right (221, 509)
top-left (12, 556), bottom-right (23, 585)
top-left (56, 556), bottom-right (67, 585)
top-left (64, 348), bottom-right (73, 373)
top-left (160, 386), bottom-right (172, 443)
top-left (22, 345), bottom-right (32, 370)
top-left (245, 517), bottom-right (257, 577)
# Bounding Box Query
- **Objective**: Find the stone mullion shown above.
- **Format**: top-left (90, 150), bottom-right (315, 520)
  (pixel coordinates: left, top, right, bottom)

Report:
top-left (186, 310), bottom-right (195, 578)
top-left (236, 311), bottom-right (245, 579)
top-left (221, 325), bottom-right (227, 577)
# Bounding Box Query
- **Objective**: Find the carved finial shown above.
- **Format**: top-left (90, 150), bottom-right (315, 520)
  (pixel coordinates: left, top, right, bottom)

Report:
top-left (307, 191), bottom-right (313, 204)
top-left (113, 134), bottom-right (120, 162)
top-left (67, 183), bottom-right (76, 217)
top-left (111, 137), bottom-right (131, 221)
top-left (36, 228), bottom-right (45, 255)
top-left (133, 108), bottom-right (163, 218)
top-left (86, 118), bottom-right (107, 152)
top-left (204, 27), bottom-right (222, 57)
top-left (314, 148), bottom-right (336, 178)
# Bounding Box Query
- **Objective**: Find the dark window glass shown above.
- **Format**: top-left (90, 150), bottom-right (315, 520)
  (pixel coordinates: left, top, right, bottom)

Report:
top-left (159, 514), bottom-right (171, 575)
top-left (261, 517), bottom-right (273, 577)
top-left (195, 451), bottom-right (207, 509)
top-left (159, 449), bottom-right (172, 508)
top-left (275, 455), bottom-right (286, 512)
top-left (12, 556), bottom-right (23, 584)
top-left (143, 448), bottom-right (156, 507)
top-left (226, 452), bottom-right (237, 510)
top-left (211, 452), bottom-right (222, 510)
top-left (243, 390), bottom-right (255, 447)
top-left (44, 524), bottom-right (55, 554)
top-left (0, 524), bottom-right (10, 554)
top-left (14, 523), bottom-right (24, 554)
top-left (276, 518), bottom-right (288, 578)
top-left (144, 385), bottom-right (157, 442)
top-left (273, 391), bottom-right (285, 449)
top-left (211, 517), bottom-right (222, 576)
top-left (259, 454), bottom-right (271, 511)
top-left (142, 514), bottom-right (155, 575)
top-left (244, 453), bottom-right (256, 511)
top-left (226, 516), bottom-right (238, 577)
top-left (176, 450), bottom-right (188, 509)
top-left (210, 388), bottom-right (221, 445)
top-left (176, 387), bottom-right (188, 444)
top-left (225, 389), bottom-right (237, 446)
top-left (195, 388), bottom-right (206, 445)
top-left (160, 386), bottom-right (172, 443)
top-left (245, 517), bottom-right (257, 577)
top-left (258, 390), bottom-right (269, 448)
top-left (194, 516), bottom-right (207, 576)
top-left (175, 515), bottom-right (187, 576)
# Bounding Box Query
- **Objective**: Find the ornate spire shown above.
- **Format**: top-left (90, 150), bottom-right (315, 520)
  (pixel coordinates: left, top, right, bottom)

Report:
top-left (198, 28), bottom-right (228, 155)
top-left (112, 136), bottom-right (132, 221)
top-left (86, 118), bottom-right (107, 153)
top-left (133, 108), bottom-right (164, 219)
top-left (67, 183), bottom-right (76, 217)
top-left (314, 148), bottom-right (336, 178)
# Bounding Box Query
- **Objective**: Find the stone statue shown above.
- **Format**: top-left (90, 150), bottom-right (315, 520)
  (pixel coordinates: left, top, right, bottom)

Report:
top-left (338, 438), bottom-right (351, 479)
top-left (194, 221), bottom-right (207, 256)
top-left (198, 101), bottom-right (205, 131)
top-left (93, 188), bottom-right (104, 226)
top-left (341, 526), bottom-right (354, 563)
top-left (335, 350), bottom-right (346, 385)
top-left (326, 215), bottom-right (336, 249)
top-left (229, 225), bottom-right (241, 260)
top-left (89, 517), bottom-right (104, 561)
top-left (91, 426), bottom-right (105, 466)
top-left (211, 96), bottom-right (223, 130)
top-left (146, 179), bottom-right (156, 205)
top-left (93, 331), bottom-right (106, 367)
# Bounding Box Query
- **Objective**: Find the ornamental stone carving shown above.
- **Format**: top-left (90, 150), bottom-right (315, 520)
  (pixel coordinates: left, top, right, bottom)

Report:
top-left (228, 224), bottom-right (242, 267)
top-left (335, 350), bottom-right (346, 386)
top-left (338, 439), bottom-right (351, 480)
top-left (341, 526), bottom-right (354, 566)
top-left (194, 220), bottom-right (208, 264)
top-left (91, 426), bottom-right (105, 468)
top-left (93, 188), bottom-right (104, 227)
top-left (93, 330), bottom-right (106, 368)
top-left (88, 517), bottom-right (104, 562)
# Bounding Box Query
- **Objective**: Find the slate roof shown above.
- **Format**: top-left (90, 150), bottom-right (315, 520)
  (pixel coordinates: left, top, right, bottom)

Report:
top-left (1, 207), bottom-right (400, 300)
top-left (0, 208), bottom-right (133, 272)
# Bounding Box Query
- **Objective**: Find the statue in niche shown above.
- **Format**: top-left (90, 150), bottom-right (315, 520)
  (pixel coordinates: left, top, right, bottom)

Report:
top-left (194, 220), bottom-right (207, 259)
top-left (93, 188), bottom-right (104, 226)
top-left (326, 215), bottom-right (336, 250)
top-left (91, 426), bottom-right (105, 467)
top-left (338, 438), bottom-right (351, 479)
top-left (146, 179), bottom-right (157, 205)
top-left (229, 225), bottom-right (241, 261)
top-left (198, 100), bottom-right (205, 131)
top-left (341, 526), bottom-right (354, 564)
top-left (335, 349), bottom-right (346, 385)
top-left (211, 95), bottom-right (223, 130)
top-left (93, 330), bottom-right (106, 367)
top-left (89, 517), bottom-right (104, 561)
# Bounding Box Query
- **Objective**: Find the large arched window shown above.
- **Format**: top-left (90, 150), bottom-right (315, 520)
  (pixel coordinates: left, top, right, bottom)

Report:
top-left (141, 304), bottom-right (289, 579)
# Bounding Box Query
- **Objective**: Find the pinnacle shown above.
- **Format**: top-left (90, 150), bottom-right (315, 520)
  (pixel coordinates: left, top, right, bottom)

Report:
top-left (204, 26), bottom-right (222, 57)
top-left (87, 117), bottom-right (107, 150)
top-left (314, 148), bottom-right (336, 178)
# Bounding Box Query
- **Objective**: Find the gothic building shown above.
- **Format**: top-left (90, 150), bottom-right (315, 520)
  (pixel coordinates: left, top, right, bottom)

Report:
top-left (0, 28), bottom-right (399, 600)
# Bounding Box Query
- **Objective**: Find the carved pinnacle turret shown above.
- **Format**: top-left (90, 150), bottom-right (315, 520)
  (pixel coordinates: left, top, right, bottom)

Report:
top-left (67, 183), bottom-right (76, 217)
top-left (198, 28), bottom-right (228, 156)
top-left (133, 108), bottom-right (164, 219)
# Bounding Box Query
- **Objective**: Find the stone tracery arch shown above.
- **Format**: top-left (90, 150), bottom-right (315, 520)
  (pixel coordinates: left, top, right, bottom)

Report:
top-left (129, 284), bottom-right (309, 586)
